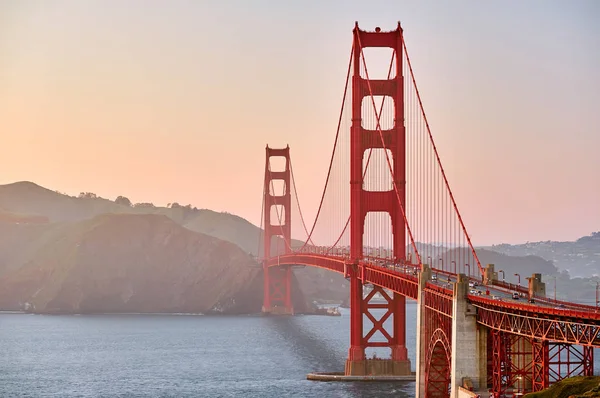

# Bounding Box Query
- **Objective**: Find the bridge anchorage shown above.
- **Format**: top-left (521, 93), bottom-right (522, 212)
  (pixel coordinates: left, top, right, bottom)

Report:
top-left (260, 22), bottom-right (598, 397)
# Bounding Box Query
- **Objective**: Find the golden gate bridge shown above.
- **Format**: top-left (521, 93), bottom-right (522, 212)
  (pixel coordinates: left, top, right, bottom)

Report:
top-left (258, 22), bottom-right (598, 397)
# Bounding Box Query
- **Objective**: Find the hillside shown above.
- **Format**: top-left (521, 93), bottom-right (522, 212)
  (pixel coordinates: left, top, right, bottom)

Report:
top-left (440, 248), bottom-right (559, 277)
top-left (0, 181), bottom-right (301, 256)
top-left (0, 182), bottom-right (347, 302)
top-left (524, 376), bottom-right (600, 398)
top-left (0, 213), bottom-right (312, 314)
top-left (485, 232), bottom-right (600, 278)
top-left (0, 181), bottom-right (594, 304)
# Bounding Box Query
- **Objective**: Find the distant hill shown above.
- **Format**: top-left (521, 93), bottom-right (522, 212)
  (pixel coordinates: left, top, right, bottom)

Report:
top-left (0, 181), bottom-right (594, 305)
top-left (0, 181), bottom-right (126, 222)
top-left (0, 182), bottom-right (345, 304)
top-left (484, 232), bottom-right (600, 278)
top-left (0, 181), bottom-right (300, 256)
top-left (439, 248), bottom-right (559, 278)
top-left (0, 213), bottom-right (312, 314)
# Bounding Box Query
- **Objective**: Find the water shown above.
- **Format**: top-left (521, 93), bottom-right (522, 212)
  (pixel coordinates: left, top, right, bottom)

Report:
top-left (0, 306), bottom-right (418, 398)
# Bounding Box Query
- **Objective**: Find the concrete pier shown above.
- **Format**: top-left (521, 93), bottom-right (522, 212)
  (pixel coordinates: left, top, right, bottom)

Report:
top-left (450, 274), bottom-right (487, 397)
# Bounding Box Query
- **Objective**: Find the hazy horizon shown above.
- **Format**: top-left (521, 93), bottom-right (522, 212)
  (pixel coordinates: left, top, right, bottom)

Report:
top-left (1, 1), bottom-right (599, 246)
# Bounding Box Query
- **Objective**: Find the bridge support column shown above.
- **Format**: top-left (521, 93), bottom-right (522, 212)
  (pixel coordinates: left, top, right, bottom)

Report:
top-left (344, 265), bottom-right (412, 376)
top-left (450, 274), bottom-right (486, 397)
top-left (415, 264), bottom-right (431, 398)
top-left (345, 266), bottom-right (365, 375)
top-left (262, 266), bottom-right (294, 315)
top-left (262, 145), bottom-right (294, 316)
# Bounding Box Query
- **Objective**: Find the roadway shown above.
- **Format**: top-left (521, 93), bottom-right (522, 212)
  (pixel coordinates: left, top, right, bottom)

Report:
top-left (374, 261), bottom-right (578, 312)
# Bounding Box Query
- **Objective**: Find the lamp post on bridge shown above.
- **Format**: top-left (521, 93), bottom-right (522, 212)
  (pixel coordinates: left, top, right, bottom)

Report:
top-left (451, 260), bottom-right (456, 274)
top-left (498, 270), bottom-right (505, 282)
top-left (439, 258), bottom-right (444, 272)
top-left (514, 273), bottom-right (521, 286)
top-left (549, 276), bottom-right (557, 302)
top-left (465, 264), bottom-right (470, 278)
top-left (427, 256), bottom-right (432, 268)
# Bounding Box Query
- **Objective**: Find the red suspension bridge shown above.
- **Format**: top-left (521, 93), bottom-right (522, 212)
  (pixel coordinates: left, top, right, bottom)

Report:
top-left (258, 22), bottom-right (599, 397)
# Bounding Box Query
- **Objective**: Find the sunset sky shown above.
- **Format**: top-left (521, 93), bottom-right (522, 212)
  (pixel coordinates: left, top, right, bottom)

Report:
top-left (1, 0), bottom-right (598, 245)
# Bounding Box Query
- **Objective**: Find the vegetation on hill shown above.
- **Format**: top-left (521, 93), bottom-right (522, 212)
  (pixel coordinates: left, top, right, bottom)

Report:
top-left (524, 376), bottom-right (600, 398)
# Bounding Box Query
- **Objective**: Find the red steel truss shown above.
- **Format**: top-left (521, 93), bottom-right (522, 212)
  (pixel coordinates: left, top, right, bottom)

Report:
top-left (426, 328), bottom-right (452, 398)
top-left (491, 329), bottom-right (594, 395)
top-left (473, 299), bottom-right (600, 346)
top-left (423, 288), bottom-right (453, 397)
top-left (491, 330), bottom-right (533, 395)
top-left (548, 343), bottom-right (594, 383)
top-left (531, 339), bottom-right (549, 391)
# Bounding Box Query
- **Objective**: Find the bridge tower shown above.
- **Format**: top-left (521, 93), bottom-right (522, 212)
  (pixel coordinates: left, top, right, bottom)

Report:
top-left (262, 145), bottom-right (294, 315)
top-left (345, 22), bottom-right (411, 376)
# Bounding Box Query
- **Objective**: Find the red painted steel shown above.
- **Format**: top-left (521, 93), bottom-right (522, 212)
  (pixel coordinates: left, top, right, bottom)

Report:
top-left (347, 22), bottom-right (409, 365)
top-left (423, 289), bottom-right (453, 397)
top-left (532, 339), bottom-right (549, 392)
top-left (471, 298), bottom-right (600, 346)
top-left (548, 343), bottom-right (594, 382)
top-left (425, 329), bottom-right (452, 398)
top-left (262, 146), bottom-right (293, 314)
top-left (260, 21), bottom-right (599, 395)
top-left (267, 254), bottom-right (419, 300)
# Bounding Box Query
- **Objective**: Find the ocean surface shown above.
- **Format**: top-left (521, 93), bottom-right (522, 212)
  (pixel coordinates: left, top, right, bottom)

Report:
top-left (1, 306), bottom-right (418, 398)
top-left (3, 305), bottom-right (599, 397)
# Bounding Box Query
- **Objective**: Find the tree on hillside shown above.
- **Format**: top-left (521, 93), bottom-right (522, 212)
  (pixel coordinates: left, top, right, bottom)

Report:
top-left (134, 202), bottom-right (155, 208)
top-left (168, 203), bottom-right (196, 211)
top-left (115, 196), bottom-right (132, 207)
top-left (78, 192), bottom-right (97, 199)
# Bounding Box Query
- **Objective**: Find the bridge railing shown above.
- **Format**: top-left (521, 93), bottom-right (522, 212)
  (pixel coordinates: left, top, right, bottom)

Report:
top-left (491, 280), bottom-right (529, 295)
top-left (491, 279), bottom-right (597, 311)
top-left (470, 294), bottom-right (600, 321)
top-left (532, 293), bottom-right (598, 311)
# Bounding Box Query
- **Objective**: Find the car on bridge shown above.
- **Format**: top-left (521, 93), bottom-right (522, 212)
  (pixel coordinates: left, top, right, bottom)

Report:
top-left (512, 292), bottom-right (520, 300)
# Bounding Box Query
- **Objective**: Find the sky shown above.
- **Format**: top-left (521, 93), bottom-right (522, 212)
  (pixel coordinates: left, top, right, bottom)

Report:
top-left (0, 0), bottom-right (598, 246)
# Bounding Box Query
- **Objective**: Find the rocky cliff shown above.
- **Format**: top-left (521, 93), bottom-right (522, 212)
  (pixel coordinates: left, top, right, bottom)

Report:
top-left (0, 213), bottom-right (311, 314)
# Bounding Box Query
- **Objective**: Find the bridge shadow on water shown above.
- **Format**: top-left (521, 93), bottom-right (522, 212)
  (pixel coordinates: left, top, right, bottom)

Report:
top-left (264, 315), bottom-right (345, 372)
top-left (264, 315), bottom-right (416, 397)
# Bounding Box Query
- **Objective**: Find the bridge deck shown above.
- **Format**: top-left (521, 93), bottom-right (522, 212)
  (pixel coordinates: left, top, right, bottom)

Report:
top-left (265, 253), bottom-right (600, 347)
